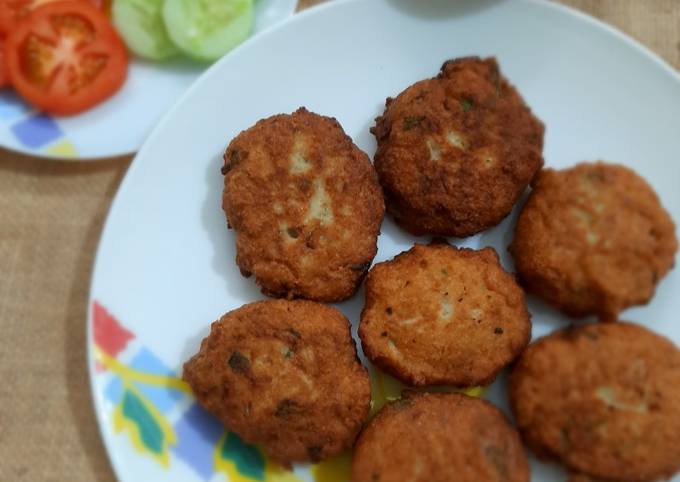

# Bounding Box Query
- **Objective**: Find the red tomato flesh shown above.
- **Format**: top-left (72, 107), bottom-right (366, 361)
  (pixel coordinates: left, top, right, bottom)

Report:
top-left (0, 0), bottom-right (109, 35)
top-left (0, 1), bottom-right (32, 35)
top-left (4, 0), bottom-right (127, 115)
top-left (0, 37), bottom-right (8, 86)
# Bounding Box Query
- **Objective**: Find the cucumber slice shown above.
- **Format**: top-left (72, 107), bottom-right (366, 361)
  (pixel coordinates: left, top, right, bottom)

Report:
top-left (162, 0), bottom-right (253, 62)
top-left (112, 0), bottom-right (179, 60)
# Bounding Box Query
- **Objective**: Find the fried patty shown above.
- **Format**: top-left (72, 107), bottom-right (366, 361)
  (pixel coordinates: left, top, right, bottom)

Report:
top-left (510, 162), bottom-right (677, 320)
top-left (509, 322), bottom-right (680, 481)
top-left (568, 473), bottom-right (620, 482)
top-left (351, 391), bottom-right (529, 482)
top-left (183, 299), bottom-right (371, 466)
top-left (371, 56), bottom-right (544, 237)
top-left (359, 243), bottom-right (531, 387)
top-left (222, 107), bottom-right (385, 302)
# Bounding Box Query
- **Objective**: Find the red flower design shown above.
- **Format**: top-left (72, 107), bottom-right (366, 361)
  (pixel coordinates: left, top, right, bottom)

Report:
top-left (93, 301), bottom-right (134, 357)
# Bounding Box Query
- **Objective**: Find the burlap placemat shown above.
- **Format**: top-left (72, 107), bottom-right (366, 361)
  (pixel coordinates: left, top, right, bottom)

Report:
top-left (1, 1), bottom-right (678, 481)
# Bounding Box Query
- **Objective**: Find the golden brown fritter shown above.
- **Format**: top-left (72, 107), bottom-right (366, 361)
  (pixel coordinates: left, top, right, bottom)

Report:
top-left (371, 56), bottom-right (544, 237)
top-left (359, 243), bottom-right (531, 387)
top-left (222, 107), bottom-right (385, 302)
top-left (183, 299), bottom-right (371, 466)
top-left (351, 392), bottom-right (529, 482)
top-left (509, 322), bottom-right (680, 482)
top-left (568, 473), bottom-right (621, 482)
top-left (510, 162), bottom-right (677, 321)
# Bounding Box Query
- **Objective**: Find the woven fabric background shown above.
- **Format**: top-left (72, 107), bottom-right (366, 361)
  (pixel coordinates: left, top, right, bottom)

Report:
top-left (0, 1), bottom-right (678, 480)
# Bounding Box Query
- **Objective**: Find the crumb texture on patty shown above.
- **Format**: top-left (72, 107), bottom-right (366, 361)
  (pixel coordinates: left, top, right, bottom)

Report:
top-left (183, 299), bottom-right (371, 466)
top-left (359, 243), bottom-right (530, 387)
top-left (352, 392), bottom-right (530, 482)
top-left (222, 107), bottom-right (385, 302)
top-left (510, 322), bottom-right (680, 482)
top-left (372, 56), bottom-right (544, 237)
top-left (511, 162), bottom-right (677, 320)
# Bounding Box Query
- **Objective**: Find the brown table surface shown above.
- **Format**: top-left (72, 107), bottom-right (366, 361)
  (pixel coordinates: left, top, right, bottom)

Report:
top-left (1, 1), bottom-right (679, 480)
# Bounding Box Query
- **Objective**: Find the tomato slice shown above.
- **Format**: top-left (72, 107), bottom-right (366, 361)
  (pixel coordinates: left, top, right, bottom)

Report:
top-left (4, 0), bottom-right (127, 115)
top-left (0, 0), bottom-right (109, 36)
top-left (0, 37), bottom-right (8, 86)
top-left (0, 1), bottom-right (29, 35)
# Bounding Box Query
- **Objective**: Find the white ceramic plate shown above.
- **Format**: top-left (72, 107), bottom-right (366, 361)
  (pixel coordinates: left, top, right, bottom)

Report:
top-left (88, 0), bottom-right (680, 480)
top-left (0, 0), bottom-right (296, 160)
